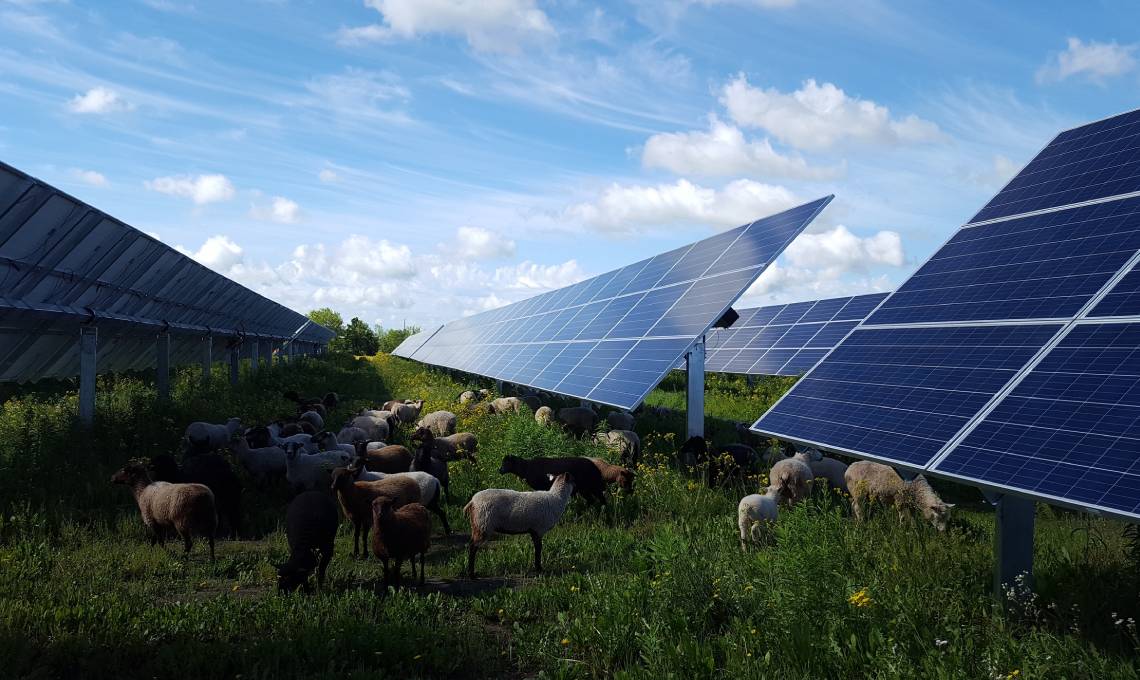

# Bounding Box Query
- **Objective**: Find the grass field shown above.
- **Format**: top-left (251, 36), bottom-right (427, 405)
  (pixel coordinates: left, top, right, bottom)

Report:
top-left (0, 354), bottom-right (1138, 678)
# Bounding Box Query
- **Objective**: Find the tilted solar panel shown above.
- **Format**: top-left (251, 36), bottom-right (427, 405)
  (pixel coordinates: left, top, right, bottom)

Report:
top-left (752, 108), bottom-right (1140, 520)
top-left (391, 325), bottom-right (441, 359)
top-left (411, 196), bottom-right (833, 409)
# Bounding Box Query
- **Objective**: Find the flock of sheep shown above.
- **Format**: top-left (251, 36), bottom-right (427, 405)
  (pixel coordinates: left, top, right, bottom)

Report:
top-left (109, 385), bottom-right (953, 593)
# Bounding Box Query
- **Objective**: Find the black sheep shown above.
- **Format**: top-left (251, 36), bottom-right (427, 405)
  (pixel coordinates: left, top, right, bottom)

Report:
top-left (277, 491), bottom-right (339, 592)
top-left (498, 455), bottom-right (606, 505)
top-left (150, 453), bottom-right (243, 537)
top-left (678, 436), bottom-right (757, 487)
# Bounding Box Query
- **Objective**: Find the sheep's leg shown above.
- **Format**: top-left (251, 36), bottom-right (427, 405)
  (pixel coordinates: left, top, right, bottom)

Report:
top-left (530, 530), bottom-right (543, 574)
top-left (316, 547), bottom-right (332, 587)
top-left (467, 543), bottom-right (478, 579)
top-left (182, 531), bottom-right (193, 555)
top-left (419, 552), bottom-right (426, 585)
top-left (361, 525), bottom-right (370, 560)
top-left (851, 496), bottom-right (865, 522)
top-left (352, 524), bottom-right (360, 558)
top-left (208, 534), bottom-right (215, 562)
top-left (393, 558), bottom-right (403, 588)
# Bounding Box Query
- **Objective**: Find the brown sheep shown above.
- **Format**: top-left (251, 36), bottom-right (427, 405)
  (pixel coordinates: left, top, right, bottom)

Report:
top-left (587, 457), bottom-right (635, 493)
top-left (371, 497), bottom-right (432, 587)
top-left (354, 441), bottom-right (412, 473)
top-left (111, 461), bottom-right (216, 560)
top-left (331, 467), bottom-right (420, 558)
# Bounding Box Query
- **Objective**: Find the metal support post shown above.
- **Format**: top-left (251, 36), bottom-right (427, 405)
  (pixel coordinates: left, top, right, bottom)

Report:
top-left (79, 326), bottom-right (97, 426)
top-left (156, 332), bottom-right (171, 402)
top-left (261, 340), bottom-right (271, 369)
top-left (994, 494), bottom-right (1035, 599)
top-left (686, 336), bottom-right (705, 441)
top-left (229, 344), bottom-right (240, 385)
top-left (249, 339), bottom-right (259, 374)
top-left (495, 379), bottom-right (504, 394)
top-left (201, 336), bottom-right (212, 388)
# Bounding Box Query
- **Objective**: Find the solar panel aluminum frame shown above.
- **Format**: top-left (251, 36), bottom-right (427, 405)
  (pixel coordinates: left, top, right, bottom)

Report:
top-left (407, 197), bottom-right (834, 410)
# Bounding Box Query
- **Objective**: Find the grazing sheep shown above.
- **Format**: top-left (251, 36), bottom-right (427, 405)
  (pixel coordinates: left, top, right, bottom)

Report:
top-left (595, 430), bottom-right (641, 467)
top-left (184, 417), bottom-right (242, 454)
top-left (351, 415), bottom-right (390, 442)
top-left (520, 395), bottom-right (541, 412)
top-left (337, 425), bottom-right (369, 445)
top-left (797, 452), bottom-right (848, 494)
top-left (111, 461), bottom-right (216, 560)
top-left (299, 410), bottom-right (324, 431)
top-left (409, 428), bottom-right (451, 500)
top-left (845, 462), bottom-right (954, 531)
top-left (313, 430), bottom-right (356, 456)
top-left (557, 406), bottom-right (597, 438)
top-left (228, 436), bottom-right (287, 483)
top-left (458, 390), bottom-right (478, 404)
top-left (535, 406), bottom-right (555, 427)
top-left (417, 411), bottom-right (457, 437)
top-left (277, 491), bottom-right (339, 592)
top-left (465, 473), bottom-right (575, 578)
top-left (737, 488), bottom-right (780, 550)
top-left (606, 411), bottom-right (635, 432)
top-left (393, 400), bottom-right (424, 424)
top-left (431, 432), bottom-right (478, 461)
top-left (498, 454), bottom-right (606, 505)
top-left (355, 441), bottom-right (413, 474)
top-left (371, 498), bottom-right (432, 587)
top-left (347, 463), bottom-right (451, 534)
top-left (587, 457), bottom-right (635, 493)
top-left (489, 397), bottom-right (523, 414)
top-left (709, 443), bottom-right (758, 487)
top-left (284, 443), bottom-right (347, 493)
top-left (332, 467), bottom-right (421, 558)
top-left (770, 457), bottom-right (813, 506)
top-left (361, 409), bottom-right (401, 433)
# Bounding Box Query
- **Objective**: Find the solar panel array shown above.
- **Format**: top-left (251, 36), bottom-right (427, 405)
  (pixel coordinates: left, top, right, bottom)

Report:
top-left (0, 161), bottom-right (333, 382)
top-left (405, 196), bottom-right (833, 409)
top-left (696, 293), bottom-right (888, 375)
top-left (391, 326), bottom-right (440, 359)
top-left (753, 109), bottom-right (1140, 521)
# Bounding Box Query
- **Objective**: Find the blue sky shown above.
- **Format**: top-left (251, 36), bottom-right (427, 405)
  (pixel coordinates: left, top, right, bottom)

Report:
top-left (3, 0), bottom-right (1139, 329)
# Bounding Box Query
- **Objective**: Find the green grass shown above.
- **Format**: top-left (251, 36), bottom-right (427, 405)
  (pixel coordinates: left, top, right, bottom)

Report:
top-left (0, 354), bottom-right (1137, 678)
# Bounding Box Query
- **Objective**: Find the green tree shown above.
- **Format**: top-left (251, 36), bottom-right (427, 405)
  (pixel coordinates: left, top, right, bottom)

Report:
top-left (376, 325), bottom-right (421, 354)
top-left (341, 317), bottom-right (380, 356)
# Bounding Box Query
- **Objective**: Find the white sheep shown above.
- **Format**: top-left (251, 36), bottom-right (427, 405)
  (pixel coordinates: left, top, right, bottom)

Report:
top-left (845, 462), bottom-right (954, 531)
top-left (227, 437), bottom-right (286, 483)
top-left (337, 426), bottom-right (369, 444)
top-left (808, 456), bottom-right (849, 494)
top-left (111, 461), bottom-right (216, 559)
top-left (534, 406), bottom-right (554, 427)
top-left (351, 415), bottom-right (390, 442)
top-left (595, 429), bottom-right (640, 467)
top-left (284, 443), bottom-right (348, 493)
top-left (737, 487), bottom-right (780, 550)
top-left (770, 457), bottom-right (813, 506)
top-left (417, 411), bottom-right (457, 437)
top-left (299, 410), bottom-right (324, 431)
top-left (488, 397), bottom-right (523, 414)
top-left (313, 430), bottom-right (356, 456)
top-left (278, 432), bottom-right (319, 454)
top-left (184, 417), bottom-right (242, 453)
top-left (464, 473), bottom-right (575, 578)
top-left (393, 400), bottom-right (424, 423)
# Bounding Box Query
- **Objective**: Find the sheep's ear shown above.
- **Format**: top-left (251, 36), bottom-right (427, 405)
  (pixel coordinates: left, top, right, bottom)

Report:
top-left (547, 473), bottom-right (555, 481)
top-left (944, 503), bottom-right (956, 509)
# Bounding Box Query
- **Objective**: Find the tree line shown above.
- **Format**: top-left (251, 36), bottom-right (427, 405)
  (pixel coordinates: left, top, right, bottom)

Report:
top-left (306, 307), bottom-right (420, 356)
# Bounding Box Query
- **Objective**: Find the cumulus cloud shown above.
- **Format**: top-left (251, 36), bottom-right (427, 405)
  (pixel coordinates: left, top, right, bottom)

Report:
top-left (70, 168), bottom-right (108, 187)
top-left (566, 178), bottom-right (799, 233)
top-left (144, 173), bottom-right (235, 204)
top-left (339, 0), bottom-right (554, 53)
top-left (720, 75), bottom-right (943, 151)
top-left (319, 168), bottom-right (338, 183)
top-left (960, 154), bottom-right (1020, 189)
top-left (251, 196), bottom-right (301, 224)
top-left (176, 235), bottom-right (245, 273)
top-left (783, 225), bottom-right (904, 271)
top-left (642, 116), bottom-right (843, 179)
top-left (1036, 37), bottom-right (1137, 84)
top-left (492, 259), bottom-right (583, 290)
top-left (66, 86), bottom-right (134, 114)
top-left (454, 226), bottom-right (516, 260)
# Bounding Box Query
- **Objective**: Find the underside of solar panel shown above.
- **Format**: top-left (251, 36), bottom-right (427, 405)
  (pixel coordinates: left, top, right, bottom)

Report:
top-left (752, 108), bottom-right (1140, 521)
top-left (406, 196), bottom-right (833, 409)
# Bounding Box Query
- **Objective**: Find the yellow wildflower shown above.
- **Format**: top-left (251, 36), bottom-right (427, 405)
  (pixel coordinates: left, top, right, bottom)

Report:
top-left (561, 638), bottom-right (570, 646)
top-left (848, 588), bottom-right (871, 608)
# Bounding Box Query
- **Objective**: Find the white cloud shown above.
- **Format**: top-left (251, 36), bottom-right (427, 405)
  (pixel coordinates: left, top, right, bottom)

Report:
top-left (492, 259), bottom-right (582, 290)
top-left (339, 0), bottom-right (554, 53)
top-left (454, 225), bottom-right (516, 260)
top-left (176, 235), bottom-right (244, 272)
top-left (319, 169), bottom-right (338, 183)
top-left (66, 86), bottom-right (134, 114)
top-left (720, 75), bottom-right (943, 151)
top-left (642, 116), bottom-right (843, 179)
top-left (252, 196), bottom-right (301, 224)
top-left (70, 168), bottom-right (107, 187)
top-left (566, 178), bottom-right (799, 233)
top-left (1036, 37), bottom-right (1137, 84)
top-left (960, 154), bottom-right (1020, 189)
top-left (302, 68), bottom-right (412, 124)
top-left (144, 174), bottom-right (236, 204)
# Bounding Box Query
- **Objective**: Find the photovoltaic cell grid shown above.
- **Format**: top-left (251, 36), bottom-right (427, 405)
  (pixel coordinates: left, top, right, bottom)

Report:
top-left (410, 196), bottom-right (833, 409)
top-left (697, 293), bottom-right (888, 375)
top-left (752, 108), bottom-right (1140, 520)
top-left (391, 326), bottom-right (440, 359)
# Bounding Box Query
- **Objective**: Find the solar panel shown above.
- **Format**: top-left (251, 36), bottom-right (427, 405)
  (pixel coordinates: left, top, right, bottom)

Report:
top-left (751, 108), bottom-right (1140, 520)
top-left (391, 326), bottom-right (440, 359)
top-left (410, 196), bottom-right (833, 409)
top-left (700, 293), bottom-right (888, 376)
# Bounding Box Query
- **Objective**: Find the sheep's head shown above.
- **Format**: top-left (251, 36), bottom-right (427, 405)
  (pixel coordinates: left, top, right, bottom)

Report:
top-left (411, 426), bottom-right (433, 443)
top-left (111, 460), bottom-right (150, 485)
top-left (617, 468), bottom-right (636, 493)
top-left (498, 455), bottom-right (521, 475)
top-left (276, 555), bottom-right (316, 592)
top-left (330, 467), bottom-right (354, 491)
top-left (550, 472), bottom-right (575, 493)
top-left (371, 495), bottom-right (395, 520)
top-left (284, 442), bottom-right (303, 460)
top-left (924, 501), bottom-right (954, 532)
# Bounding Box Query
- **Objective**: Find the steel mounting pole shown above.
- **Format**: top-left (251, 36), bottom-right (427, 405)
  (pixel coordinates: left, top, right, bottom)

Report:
top-left (78, 326), bottom-right (98, 426)
top-left (993, 493), bottom-right (1036, 600)
top-left (686, 335), bottom-right (705, 441)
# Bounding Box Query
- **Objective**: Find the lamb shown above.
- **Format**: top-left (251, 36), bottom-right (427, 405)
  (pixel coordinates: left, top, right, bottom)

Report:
top-left (351, 415), bottom-right (390, 442)
top-left (393, 399), bottom-right (424, 424)
top-left (464, 473), bottom-right (575, 578)
top-left (331, 467), bottom-right (421, 558)
top-left (587, 457), bottom-right (635, 493)
top-left (354, 441), bottom-right (413, 473)
top-left (534, 406), bottom-right (555, 427)
top-left (346, 463), bottom-right (451, 534)
top-left (298, 410), bottom-right (324, 432)
top-left (417, 410), bottom-right (457, 437)
top-left (489, 397), bottom-right (523, 414)
top-left (184, 417), bottom-right (242, 454)
top-left (371, 497), bottom-right (431, 587)
top-left (227, 436), bottom-right (287, 483)
top-left (277, 491), bottom-right (339, 592)
top-left (312, 430), bottom-right (356, 456)
top-left (284, 442), bottom-right (348, 493)
top-left (595, 430), bottom-right (641, 467)
top-left (498, 454), bottom-right (606, 505)
top-left (431, 432), bottom-right (478, 462)
top-left (737, 488), bottom-right (780, 550)
top-left (845, 462), bottom-right (954, 531)
top-left (111, 461), bottom-right (216, 560)
top-left (605, 411), bottom-right (635, 431)
top-left (557, 406), bottom-right (597, 438)
top-left (770, 457), bottom-right (813, 506)
top-left (409, 428), bottom-right (450, 500)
